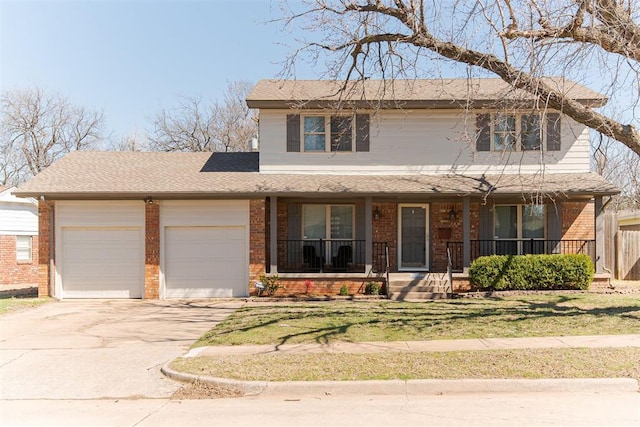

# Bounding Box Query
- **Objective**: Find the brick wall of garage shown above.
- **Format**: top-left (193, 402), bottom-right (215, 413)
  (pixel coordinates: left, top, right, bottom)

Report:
top-left (144, 202), bottom-right (160, 299)
top-left (37, 201), bottom-right (54, 297)
top-left (249, 198), bottom-right (266, 283)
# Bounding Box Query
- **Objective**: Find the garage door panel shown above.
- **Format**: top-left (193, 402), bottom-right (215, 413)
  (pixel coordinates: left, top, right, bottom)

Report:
top-left (61, 228), bottom-right (143, 298)
top-left (165, 226), bottom-right (247, 298)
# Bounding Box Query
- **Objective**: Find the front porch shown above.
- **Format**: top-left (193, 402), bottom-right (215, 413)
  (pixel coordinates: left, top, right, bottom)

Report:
top-left (259, 195), bottom-right (607, 297)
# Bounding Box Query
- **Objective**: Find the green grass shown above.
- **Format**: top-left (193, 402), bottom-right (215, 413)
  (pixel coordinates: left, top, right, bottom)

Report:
top-left (195, 293), bottom-right (640, 347)
top-left (0, 297), bottom-right (50, 315)
top-left (171, 347), bottom-right (640, 382)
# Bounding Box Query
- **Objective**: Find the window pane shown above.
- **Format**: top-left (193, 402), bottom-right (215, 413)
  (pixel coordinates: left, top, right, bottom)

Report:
top-left (495, 115), bottom-right (515, 132)
top-left (521, 114), bottom-right (541, 150)
top-left (522, 205), bottom-right (545, 238)
top-left (304, 116), bottom-right (326, 151)
top-left (330, 206), bottom-right (353, 239)
top-left (304, 116), bottom-right (325, 133)
top-left (494, 206), bottom-right (517, 239)
top-left (303, 205), bottom-right (326, 239)
top-left (304, 134), bottom-right (325, 151)
top-left (493, 115), bottom-right (516, 151)
top-left (16, 236), bottom-right (32, 261)
top-left (331, 116), bottom-right (352, 152)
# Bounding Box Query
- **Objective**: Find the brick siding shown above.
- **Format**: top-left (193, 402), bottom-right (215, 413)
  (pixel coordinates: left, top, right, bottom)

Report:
top-left (260, 277), bottom-right (386, 297)
top-left (0, 235), bottom-right (39, 286)
top-left (372, 202), bottom-right (397, 271)
top-left (562, 201), bottom-right (595, 240)
top-left (430, 202), bottom-right (479, 272)
top-left (144, 202), bottom-right (160, 299)
top-left (249, 199), bottom-right (266, 283)
top-left (37, 200), bottom-right (54, 297)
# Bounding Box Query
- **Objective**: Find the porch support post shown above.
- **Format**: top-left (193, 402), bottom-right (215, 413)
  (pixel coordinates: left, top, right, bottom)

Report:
top-left (269, 196), bottom-right (278, 274)
top-left (365, 196), bottom-right (373, 273)
top-left (463, 196), bottom-right (471, 269)
top-left (594, 196), bottom-right (604, 274)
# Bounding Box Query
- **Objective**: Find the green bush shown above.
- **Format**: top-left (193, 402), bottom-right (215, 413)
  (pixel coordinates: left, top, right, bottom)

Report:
top-left (469, 254), bottom-right (594, 291)
top-left (364, 281), bottom-right (381, 295)
top-left (339, 284), bottom-right (349, 296)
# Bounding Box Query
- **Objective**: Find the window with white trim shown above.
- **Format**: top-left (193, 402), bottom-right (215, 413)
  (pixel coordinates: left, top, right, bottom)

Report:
top-left (303, 115), bottom-right (353, 152)
top-left (16, 235), bottom-right (33, 262)
top-left (476, 112), bottom-right (558, 152)
top-left (492, 114), bottom-right (543, 151)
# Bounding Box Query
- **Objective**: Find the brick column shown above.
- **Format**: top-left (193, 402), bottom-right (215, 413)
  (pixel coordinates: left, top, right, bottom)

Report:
top-left (38, 200), bottom-right (54, 297)
top-left (144, 202), bottom-right (160, 299)
top-left (249, 199), bottom-right (266, 286)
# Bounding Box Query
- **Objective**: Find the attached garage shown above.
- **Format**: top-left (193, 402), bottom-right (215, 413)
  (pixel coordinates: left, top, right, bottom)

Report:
top-left (56, 201), bottom-right (145, 299)
top-left (161, 200), bottom-right (249, 298)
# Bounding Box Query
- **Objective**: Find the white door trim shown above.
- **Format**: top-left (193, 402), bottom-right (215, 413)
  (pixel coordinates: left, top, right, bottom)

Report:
top-left (397, 203), bottom-right (430, 272)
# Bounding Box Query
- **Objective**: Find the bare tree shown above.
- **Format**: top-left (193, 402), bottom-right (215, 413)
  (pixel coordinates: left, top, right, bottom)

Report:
top-left (148, 81), bottom-right (257, 152)
top-left (0, 87), bottom-right (104, 185)
top-left (594, 136), bottom-right (640, 209)
top-left (279, 0), bottom-right (640, 156)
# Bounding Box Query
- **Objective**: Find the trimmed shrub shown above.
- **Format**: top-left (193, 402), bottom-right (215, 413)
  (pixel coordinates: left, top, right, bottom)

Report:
top-left (364, 281), bottom-right (381, 295)
top-left (469, 254), bottom-right (594, 291)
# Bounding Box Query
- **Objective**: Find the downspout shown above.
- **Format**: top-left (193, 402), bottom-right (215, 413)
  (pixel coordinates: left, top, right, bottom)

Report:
top-left (40, 196), bottom-right (55, 297)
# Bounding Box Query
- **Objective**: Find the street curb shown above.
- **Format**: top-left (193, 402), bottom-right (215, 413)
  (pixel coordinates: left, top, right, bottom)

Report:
top-left (161, 362), bottom-right (639, 397)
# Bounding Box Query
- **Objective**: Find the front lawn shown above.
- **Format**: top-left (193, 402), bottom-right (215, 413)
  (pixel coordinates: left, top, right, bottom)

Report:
top-left (195, 293), bottom-right (640, 347)
top-left (0, 297), bottom-right (49, 315)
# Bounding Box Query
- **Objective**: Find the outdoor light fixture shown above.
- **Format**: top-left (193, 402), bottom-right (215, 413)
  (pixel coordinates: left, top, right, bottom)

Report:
top-left (373, 207), bottom-right (381, 220)
top-left (448, 205), bottom-right (458, 221)
top-left (144, 196), bottom-right (154, 204)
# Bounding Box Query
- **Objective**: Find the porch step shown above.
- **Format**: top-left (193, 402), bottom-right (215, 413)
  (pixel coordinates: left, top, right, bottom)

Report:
top-left (387, 273), bottom-right (452, 301)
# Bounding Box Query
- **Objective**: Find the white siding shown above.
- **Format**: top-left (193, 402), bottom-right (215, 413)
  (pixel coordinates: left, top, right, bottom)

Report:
top-left (258, 109), bottom-right (591, 174)
top-left (0, 189), bottom-right (38, 235)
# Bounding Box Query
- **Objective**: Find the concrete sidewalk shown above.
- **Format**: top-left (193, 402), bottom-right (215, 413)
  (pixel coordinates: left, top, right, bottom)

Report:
top-left (183, 334), bottom-right (640, 357)
top-left (163, 334), bottom-right (640, 397)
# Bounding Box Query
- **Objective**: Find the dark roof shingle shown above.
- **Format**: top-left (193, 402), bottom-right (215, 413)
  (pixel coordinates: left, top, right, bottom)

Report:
top-left (14, 151), bottom-right (619, 198)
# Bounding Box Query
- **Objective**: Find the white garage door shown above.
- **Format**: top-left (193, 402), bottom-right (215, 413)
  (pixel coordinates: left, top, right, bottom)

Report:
top-left (165, 226), bottom-right (246, 298)
top-left (61, 227), bottom-right (143, 298)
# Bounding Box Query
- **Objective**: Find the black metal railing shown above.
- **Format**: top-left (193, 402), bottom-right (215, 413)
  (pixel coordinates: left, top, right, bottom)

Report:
top-left (446, 239), bottom-right (596, 272)
top-left (372, 242), bottom-right (388, 273)
top-left (277, 239), bottom-right (367, 273)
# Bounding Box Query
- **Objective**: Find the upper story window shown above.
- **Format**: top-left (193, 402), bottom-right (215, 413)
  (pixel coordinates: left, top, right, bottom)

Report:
top-left (476, 112), bottom-right (560, 152)
top-left (303, 115), bottom-right (353, 152)
top-left (287, 113), bottom-right (370, 153)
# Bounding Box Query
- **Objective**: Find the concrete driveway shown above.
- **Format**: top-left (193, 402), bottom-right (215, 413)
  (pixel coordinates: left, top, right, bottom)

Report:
top-left (0, 299), bottom-right (242, 400)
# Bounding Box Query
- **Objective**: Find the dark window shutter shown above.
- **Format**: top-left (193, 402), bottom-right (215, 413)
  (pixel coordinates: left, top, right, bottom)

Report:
top-left (478, 203), bottom-right (494, 257)
top-left (546, 113), bottom-right (561, 151)
top-left (286, 114), bottom-right (300, 152)
top-left (287, 203), bottom-right (302, 240)
top-left (476, 114), bottom-right (491, 151)
top-left (355, 114), bottom-right (370, 152)
top-left (546, 203), bottom-right (562, 253)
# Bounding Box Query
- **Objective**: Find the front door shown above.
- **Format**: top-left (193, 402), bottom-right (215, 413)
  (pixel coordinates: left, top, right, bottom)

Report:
top-left (399, 204), bottom-right (429, 270)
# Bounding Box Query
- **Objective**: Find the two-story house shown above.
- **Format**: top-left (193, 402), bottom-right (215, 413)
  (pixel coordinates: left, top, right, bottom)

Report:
top-left (14, 78), bottom-right (618, 299)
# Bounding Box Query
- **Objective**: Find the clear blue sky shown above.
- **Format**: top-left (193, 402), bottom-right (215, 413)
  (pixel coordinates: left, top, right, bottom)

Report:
top-left (1, 0), bottom-right (312, 140)
top-left (1, 0), bottom-right (635, 147)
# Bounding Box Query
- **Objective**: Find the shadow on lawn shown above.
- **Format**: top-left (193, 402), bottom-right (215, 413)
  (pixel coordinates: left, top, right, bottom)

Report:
top-left (203, 297), bottom-right (640, 348)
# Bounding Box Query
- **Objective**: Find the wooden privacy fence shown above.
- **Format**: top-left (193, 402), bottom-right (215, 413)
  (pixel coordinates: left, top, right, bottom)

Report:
top-left (603, 211), bottom-right (640, 280)
top-left (617, 230), bottom-right (640, 280)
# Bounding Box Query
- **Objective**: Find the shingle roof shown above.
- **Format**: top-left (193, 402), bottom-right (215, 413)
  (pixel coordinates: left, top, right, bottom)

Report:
top-left (246, 78), bottom-right (607, 109)
top-left (13, 151), bottom-right (618, 199)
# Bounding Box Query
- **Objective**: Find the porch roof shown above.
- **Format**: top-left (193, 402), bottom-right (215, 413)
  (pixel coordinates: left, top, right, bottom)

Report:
top-left (14, 151), bottom-right (619, 199)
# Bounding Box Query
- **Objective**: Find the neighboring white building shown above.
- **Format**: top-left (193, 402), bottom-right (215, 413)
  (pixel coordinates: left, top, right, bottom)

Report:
top-left (0, 186), bottom-right (39, 286)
